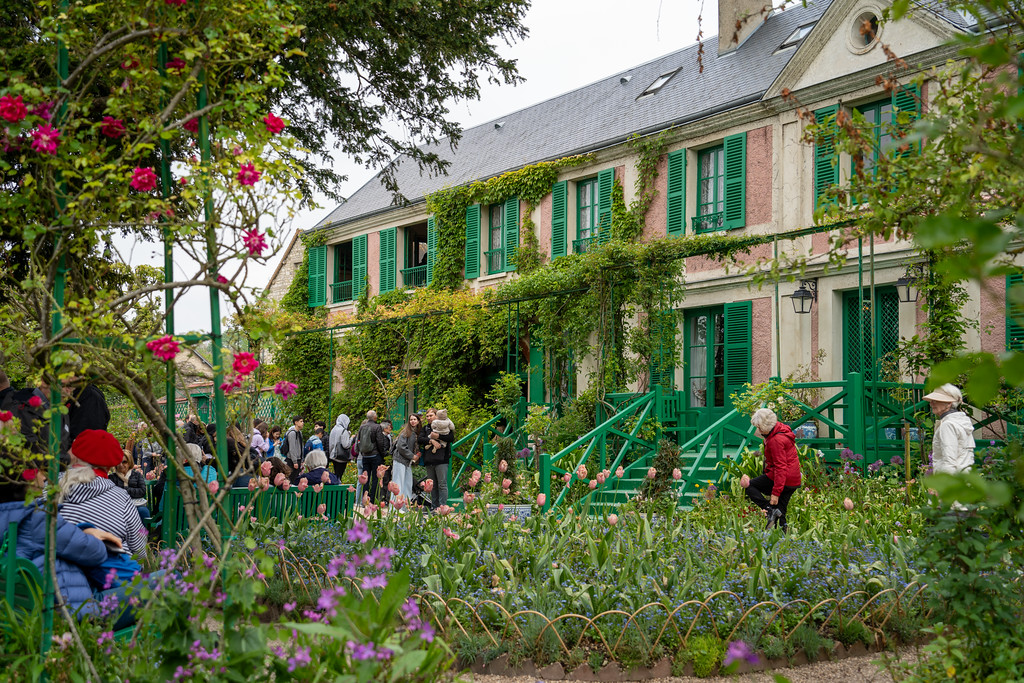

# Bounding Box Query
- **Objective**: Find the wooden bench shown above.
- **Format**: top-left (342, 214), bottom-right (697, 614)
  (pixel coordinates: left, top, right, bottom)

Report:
top-left (1, 522), bottom-right (134, 641)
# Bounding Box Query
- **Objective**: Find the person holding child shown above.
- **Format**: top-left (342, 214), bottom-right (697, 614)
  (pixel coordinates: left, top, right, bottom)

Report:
top-left (420, 408), bottom-right (455, 510)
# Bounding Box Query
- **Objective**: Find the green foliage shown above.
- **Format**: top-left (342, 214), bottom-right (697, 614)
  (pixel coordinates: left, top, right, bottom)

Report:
top-left (687, 634), bottom-right (725, 677)
top-left (434, 384), bottom-right (492, 436)
top-left (486, 371), bottom-right (523, 425)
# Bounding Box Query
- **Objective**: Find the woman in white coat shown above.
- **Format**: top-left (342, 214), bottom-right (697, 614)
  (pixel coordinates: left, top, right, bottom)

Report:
top-left (924, 384), bottom-right (976, 475)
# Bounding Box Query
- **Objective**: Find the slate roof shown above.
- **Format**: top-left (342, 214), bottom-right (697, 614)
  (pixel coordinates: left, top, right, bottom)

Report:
top-left (314, 0), bottom-right (964, 230)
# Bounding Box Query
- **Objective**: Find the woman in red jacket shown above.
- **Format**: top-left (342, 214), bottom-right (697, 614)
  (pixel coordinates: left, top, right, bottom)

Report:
top-left (745, 408), bottom-right (802, 530)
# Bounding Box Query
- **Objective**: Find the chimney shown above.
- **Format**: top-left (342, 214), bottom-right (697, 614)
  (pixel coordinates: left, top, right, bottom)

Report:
top-left (718, 0), bottom-right (769, 55)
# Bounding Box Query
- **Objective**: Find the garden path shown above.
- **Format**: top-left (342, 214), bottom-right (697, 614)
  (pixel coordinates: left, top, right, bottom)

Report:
top-left (462, 647), bottom-right (918, 683)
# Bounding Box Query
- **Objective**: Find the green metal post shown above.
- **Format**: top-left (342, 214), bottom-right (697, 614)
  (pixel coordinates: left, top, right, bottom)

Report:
top-left (868, 233), bottom-right (877, 468)
top-left (539, 453), bottom-right (551, 512)
top-left (857, 238), bottom-right (866, 474)
top-left (198, 73), bottom-right (228, 521)
top-left (157, 43), bottom-right (179, 547)
top-left (42, 3), bottom-right (71, 656)
top-left (848, 372), bottom-right (866, 458)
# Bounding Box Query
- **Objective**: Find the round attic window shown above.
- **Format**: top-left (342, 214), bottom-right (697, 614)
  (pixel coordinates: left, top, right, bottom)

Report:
top-left (848, 10), bottom-right (880, 53)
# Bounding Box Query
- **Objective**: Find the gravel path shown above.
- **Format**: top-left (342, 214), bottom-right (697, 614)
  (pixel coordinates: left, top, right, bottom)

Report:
top-left (459, 647), bottom-right (917, 683)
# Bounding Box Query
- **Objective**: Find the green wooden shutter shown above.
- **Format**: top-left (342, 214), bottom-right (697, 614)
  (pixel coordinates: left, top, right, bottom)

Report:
top-left (504, 196), bottom-right (519, 272)
top-left (666, 149), bottom-right (686, 236)
top-left (464, 205), bottom-right (480, 280)
top-left (648, 311), bottom-right (677, 390)
top-left (813, 105), bottom-right (840, 210)
top-left (1008, 275), bottom-right (1024, 351)
top-left (722, 132), bottom-right (747, 230)
top-left (351, 234), bottom-right (367, 299)
top-left (596, 168), bottom-right (614, 244)
top-left (426, 216), bottom-right (436, 286)
top-left (723, 301), bottom-right (752, 406)
top-left (307, 245), bottom-right (327, 307)
top-left (891, 83), bottom-right (921, 158)
top-left (551, 180), bottom-right (567, 259)
top-left (378, 227), bottom-right (396, 294)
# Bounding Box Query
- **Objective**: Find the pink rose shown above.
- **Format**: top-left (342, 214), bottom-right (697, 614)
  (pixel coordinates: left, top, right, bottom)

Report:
top-left (0, 94), bottom-right (28, 122)
top-left (237, 162), bottom-right (261, 186)
top-left (232, 351), bottom-right (259, 376)
top-left (28, 396), bottom-right (43, 409)
top-left (145, 471), bottom-right (156, 481)
top-left (588, 480), bottom-right (597, 490)
top-left (129, 167), bottom-right (158, 192)
top-left (536, 493), bottom-right (546, 507)
top-left (183, 117), bottom-right (199, 133)
top-left (242, 229), bottom-right (267, 257)
top-left (273, 381), bottom-right (297, 400)
top-left (358, 472), bottom-right (368, 485)
top-left (208, 481), bottom-right (219, 494)
top-left (260, 461), bottom-right (272, 476)
top-left (740, 474), bottom-right (751, 488)
top-left (615, 466), bottom-right (625, 478)
top-left (498, 460), bottom-right (508, 473)
top-left (297, 479), bottom-right (308, 492)
top-left (672, 468), bottom-right (682, 480)
top-left (843, 498), bottom-right (854, 511)
top-left (608, 514), bottom-right (618, 526)
top-left (316, 503), bottom-right (327, 515)
top-left (100, 116), bottom-right (126, 139)
top-left (321, 471), bottom-right (331, 484)
top-left (263, 112), bottom-right (285, 134)
top-left (30, 124), bottom-right (60, 155)
top-left (422, 478), bottom-right (434, 492)
top-left (273, 473), bottom-right (285, 487)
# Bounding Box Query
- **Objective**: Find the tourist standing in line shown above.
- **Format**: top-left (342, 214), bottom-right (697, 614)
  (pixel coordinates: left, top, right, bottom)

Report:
top-left (328, 413), bottom-right (354, 481)
top-left (283, 415), bottom-right (305, 472)
top-left (251, 420), bottom-right (270, 458)
top-left (356, 410), bottom-right (389, 503)
top-left (392, 414), bottom-right (422, 506)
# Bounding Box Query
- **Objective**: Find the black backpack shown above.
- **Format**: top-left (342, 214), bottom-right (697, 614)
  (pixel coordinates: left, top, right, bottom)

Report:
top-left (0, 388), bottom-right (48, 456)
top-left (279, 432), bottom-right (291, 457)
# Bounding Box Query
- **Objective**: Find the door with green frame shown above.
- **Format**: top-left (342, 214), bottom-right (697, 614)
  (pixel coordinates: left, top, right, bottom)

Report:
top-left (683, 301), bottom-right (752, 438)
top-left (842, 287), bottom-right (899, 380)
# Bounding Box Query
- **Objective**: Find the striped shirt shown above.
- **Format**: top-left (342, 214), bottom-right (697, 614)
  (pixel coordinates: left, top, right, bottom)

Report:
top-left (59, 478), bottom-right (147, 558)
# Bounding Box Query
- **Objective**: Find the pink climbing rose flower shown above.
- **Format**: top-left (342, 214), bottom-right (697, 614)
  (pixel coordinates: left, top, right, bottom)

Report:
top-left (208, 481), bottom-right (219, 494)
top-left (232, 351), bottom-right (259, 376)
top-left (130, 167), bottom-right (158, 192)
top-left (273, 381), bottom-right (297, 400)
top-left (183, 118), bottom-right (199, 133)
top-left (166, 58), bottom-right (187, 73)
top-left (146, 335), bottom-right (180, 361)
top-left (0, 94), bottom-right (28, 122)
top-left (263, 112), bottom-right (285, 134)
top-left (31, 124), bottom-right (60, 155)
top-left (242, 229), bottom-right (267, 256)
top-left (28, 395), bottom-right (43, 409)
top-left (237, 162), bottom-right (261, 186)
top-left (100, 116), bottom-right (125, 139)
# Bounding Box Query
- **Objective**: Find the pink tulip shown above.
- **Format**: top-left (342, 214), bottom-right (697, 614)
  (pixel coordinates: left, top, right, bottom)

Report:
top-left (316, 503), bottom-right (327, 515)
top-left (388, 481), bottom-right (400, 495)
top-left (562, 473), bottom-right (572, 484)
top-left (311, 483), bottom-right (322, 493)
top-left (672, 468), bottom-right (682, 480)
top-left (422, 478), bottom-right (434, 492)
top-left (347, 485), bottom-right (356, 493)
top-left (497, 503), bottom-right (504, 511)
top-left (484, 473), bottom-right (492, 483)
top-left (282, 481), bottom-right (291, 491)
top-left (576, 465), bottom-right (587, 479)
top-left (597, 473), bottom-right (606, 484)
top-left (274, 473), bottom-right (285, 487)
top-left (365, 503), bottom-right (378, 515)
top-left (536, 493), bottom-right (546, 506)
top-left (843, 498), bottom-right (854, 511)
top-left (295, 491), bottom-right (303, 498)
top-left (145, 471), bottom-right (156, 481)
top-left (321, 471), bottom-right (331, 484)
top-left (247, 479), bottom-right (257, 492)
top-left (469, 471), bottom-right (481, 485)
top-left (436, 505), bottom-right (452, 516)
top-left (740, 474), bottom-right (751, 488)
top-left (393, 497), bottom-right (405, 510)
top-left (615, 466), bottom-right (625, 478)
top-left (376, 464), bottom-right (387, 479)
top-left (260, 478), bottom-right (270, 492)
top-left (647, 467), bottom-right (656, 479)
top-left (362, 494), bottom-right (371, 507)
top-left (464, 493), bottom-right (475, 505)
top-left (297, 479), bottom-right (308, 492)
top-left (498, 460), bottom-right (508, 472)
top-left (208, 481), bottom-right (219, 494)
top-left (260, 461), bottom-right (272, 476)
top-left (358, 472), bottom-right (368, 485)
top-left (442, 527), bottom-right (460, 539)
top-left (588, 480), bottom-right (597, 490)
top-left (608, 514), bottom-right (618, 525)
top-left (502, 478), bottom-right (512, 489)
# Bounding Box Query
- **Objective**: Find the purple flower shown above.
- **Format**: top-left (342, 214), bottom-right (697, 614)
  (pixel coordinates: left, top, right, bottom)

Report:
top-left (417, 621), bottom-right (435, 643)
top-left (400, 598), bottom-right (419, 621)
top-left (283, 601), bottom-right (296, 612)
top-left (840, 448), bottom-right (853, 461)
top-left (361, 574), bottom-right (387, 590)
top-left (287, 647), bottom-right (311, 672)
top-left (890, 455), bottom-right (904, 467)
top-left (723, 640), bottom-right (759, 667)
top-left (868, 460), bottom-right (882, 473)
top-left (346, 520), bottom-right (371, 544)
top-left (347, 640), bottom-right (378, 661)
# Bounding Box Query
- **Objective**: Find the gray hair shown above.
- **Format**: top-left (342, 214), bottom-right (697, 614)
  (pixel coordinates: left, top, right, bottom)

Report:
top-left (751, 408), bottom-right (778, 434)
top-left (366, 409), bottom-right (377, 421)
top-left (304, 449), bottom-right (328, 470)
top-left (58, 457), bottom-right (96, 503)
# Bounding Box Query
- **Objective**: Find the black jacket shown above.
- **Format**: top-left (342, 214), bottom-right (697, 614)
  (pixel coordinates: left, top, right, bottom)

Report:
top-left (66, 384), bottom-right (110, 442)
top-left (421, 428), bottom-right (455, 466)
top-left (110, 469), bottom-right (147, 501)
top-left (356, 420), bottom-right (389, 460)
top-left (184, 421), bottom-right (209, 453)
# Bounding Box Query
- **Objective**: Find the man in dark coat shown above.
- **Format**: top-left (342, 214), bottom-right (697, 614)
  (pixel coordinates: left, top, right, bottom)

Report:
top-left (356, 410), bottom-right (389, 503)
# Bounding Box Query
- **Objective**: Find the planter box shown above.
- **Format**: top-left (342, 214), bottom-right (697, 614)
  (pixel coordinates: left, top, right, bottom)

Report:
top-left (795, 422), bottom-right (818, 439)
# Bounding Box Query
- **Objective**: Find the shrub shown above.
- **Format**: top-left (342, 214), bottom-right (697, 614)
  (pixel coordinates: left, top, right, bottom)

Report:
top-left (688, 634), bottom-right (725, 677)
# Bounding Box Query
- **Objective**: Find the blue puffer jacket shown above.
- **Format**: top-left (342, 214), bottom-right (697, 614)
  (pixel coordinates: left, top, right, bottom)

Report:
top-left (0, 499), bottom-right (107, 616)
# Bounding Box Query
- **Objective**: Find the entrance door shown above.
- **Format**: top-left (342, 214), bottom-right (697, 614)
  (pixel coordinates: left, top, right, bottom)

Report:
top-left (843, 287), bottom-right (899, 380)
top-left (684, 301), bottom-right (753, 437)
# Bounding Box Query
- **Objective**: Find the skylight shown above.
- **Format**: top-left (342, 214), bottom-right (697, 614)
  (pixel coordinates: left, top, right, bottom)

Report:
top-left (637, 69), bottom-right (679, 99)
top-left (779, 22), bottom-right (815, 50)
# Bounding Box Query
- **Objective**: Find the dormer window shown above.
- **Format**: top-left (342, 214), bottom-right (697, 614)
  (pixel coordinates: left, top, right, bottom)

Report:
top-left (637, 69), bottom-right (679, 99)
top-left (778, 22), bottom-right (815, 50)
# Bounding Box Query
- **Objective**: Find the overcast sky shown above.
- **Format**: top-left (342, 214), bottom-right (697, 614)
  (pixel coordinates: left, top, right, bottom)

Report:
top-left (152, 0), bottom-right (725, 333)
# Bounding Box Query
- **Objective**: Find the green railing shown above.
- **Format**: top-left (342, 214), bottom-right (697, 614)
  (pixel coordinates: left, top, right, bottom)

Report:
top-left (572, 236), bottom-right (597, 254)
top-left (484, 248), bottom-right (504, 274)
top-left (692, 211), bottom-right (725, 233)
top-left (539, 392), bottom-right (656, 512)
top-left (402, 265), bottom-right (427, 288)
top-left (331, 280), bottom-right (353, 303)
top-left (448, 397), bottom-right (529, 499)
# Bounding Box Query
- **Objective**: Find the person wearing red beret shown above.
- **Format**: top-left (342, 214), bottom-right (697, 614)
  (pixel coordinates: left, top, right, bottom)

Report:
top-left (57, 429), bottom-right (147, 558)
